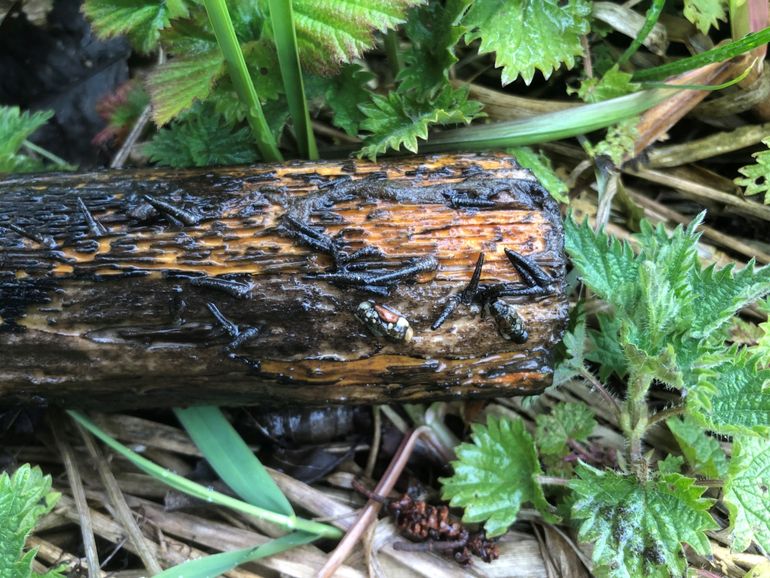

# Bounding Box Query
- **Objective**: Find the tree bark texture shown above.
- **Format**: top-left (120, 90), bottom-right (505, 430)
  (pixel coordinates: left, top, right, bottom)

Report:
top-left (0, 153), bottom-right (567, 409)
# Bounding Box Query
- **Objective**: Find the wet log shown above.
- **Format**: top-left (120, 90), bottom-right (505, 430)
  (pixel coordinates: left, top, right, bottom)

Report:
top-left (0, 153), bottom-right (567, 409)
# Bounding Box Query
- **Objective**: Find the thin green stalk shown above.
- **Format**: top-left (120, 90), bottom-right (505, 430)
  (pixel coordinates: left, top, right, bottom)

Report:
top-left (618, 0), bottom-right (666, 66)
top-left (154, 532), bottom-right (318, 578)
top-left (639, 64), bottom-right (751, 90)
top-left (632, 25), bottom-right (770, 81)
top-left (268, 0), bottom-right (318, 159)
top-left (385, 29), bottom-right (403, 79)
top-left (421, 87), bottom-right (675, 151)
top-left (22, 140), bottom-right (75, 171)
top-left (203, 0), bottom-right (282, 161)
top-left (67, 410), bottom-right (342, 539)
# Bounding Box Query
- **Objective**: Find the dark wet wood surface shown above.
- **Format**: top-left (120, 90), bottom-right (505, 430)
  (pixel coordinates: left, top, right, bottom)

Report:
top-left (0, 153), bottom-right (567, 409)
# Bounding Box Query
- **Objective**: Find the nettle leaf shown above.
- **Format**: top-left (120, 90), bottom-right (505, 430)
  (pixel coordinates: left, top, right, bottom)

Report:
top-left (564, 216), bottom-right (639, 307)
top-left (146, 49), bottom-right (226, 126)
top-left (0, 465), bottom-right (60, 577)
top-left (689, 349), bottom-right (770, 435)
top-left (684, 0), bottom-right (728, 35)
top-left (574, 66), bottom-right (639, 104)
top-left (144, 106), bottom-right (259, 167)
top-left (307, 64), bottom-right (374, 136)
top-left (441, 417), bottom-right (556, 537)
top-left (735, 137), bottom-right (770, 205)
top-left (570, 464), bottom-right (716, 578)
top-left (657, 455), bottom-right (685, 475)
top-left (0, 106), bottom-right (53, 174)
top-left (587, 313), bottom-right (628, 381)
top-left (666, 416), bottom-right (728, 479)
top-left (621, 261), bottom-right (682, 360)
top-left (535, 402), bottom-right (596, 456)
top-left (756, 298), bottom-right (770, 360)
top-left (689, 259), bottom-right (770, 340)
top-left (463, 0), bottom-right (591, 85)
top-left (509, 146), bottom-right (569, 204)
top-left (147, 35), bottom-right (282, 127)
top-left (724, 434), bottom-right (770, 552)
top-left (637, 214), bottom-right (703, 306)
top-left (554, 303), bottom-right (588, 385)
top-left (358, 84), bottom-right (483, 160)
top-left (398, 0), bottom-right (471, 95)
top-left (83, 0), bottom-right (188, 53)
top-left (262, 0), bottom-right (420, 75)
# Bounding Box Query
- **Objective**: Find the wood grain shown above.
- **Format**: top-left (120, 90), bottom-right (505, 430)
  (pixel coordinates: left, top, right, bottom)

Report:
top-left (0, 153), bottom-right (567, 408)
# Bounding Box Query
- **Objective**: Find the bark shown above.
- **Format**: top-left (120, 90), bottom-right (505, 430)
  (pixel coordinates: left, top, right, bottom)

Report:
top-left (0, 153), bottom-right (567, 409)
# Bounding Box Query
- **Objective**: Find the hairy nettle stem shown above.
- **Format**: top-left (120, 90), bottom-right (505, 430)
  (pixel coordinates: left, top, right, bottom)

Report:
top-left (623, 370), bottom-right (653, 479)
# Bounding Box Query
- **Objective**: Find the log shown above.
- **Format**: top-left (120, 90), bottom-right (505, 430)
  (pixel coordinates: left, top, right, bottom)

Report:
top-left (0, 153), bottom-right (567, 409)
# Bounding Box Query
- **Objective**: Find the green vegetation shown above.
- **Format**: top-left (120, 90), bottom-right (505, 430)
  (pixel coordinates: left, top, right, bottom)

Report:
top-left (441, 215), bottom-right (770, 577)
top-left (3, 0), bottom-right (770, 574)
top-left (0, 465), bottom-right (66, 578)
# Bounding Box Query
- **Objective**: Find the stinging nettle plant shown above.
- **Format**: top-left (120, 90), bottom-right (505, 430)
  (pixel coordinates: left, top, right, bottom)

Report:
top-left (441, 213), bottom-right (770, 577)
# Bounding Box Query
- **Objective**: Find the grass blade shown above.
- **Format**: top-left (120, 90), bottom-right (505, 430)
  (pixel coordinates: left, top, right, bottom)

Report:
top-left (421, 87), bottom-right (675, 151)
top-left (203, 0), bottom-right (283, 161)
top-left (174, 406), bottom-right (293, 516)
top-left (268, 0), bottom-right (318, 160)
top-left (617, 0), bottom-right (666, 66)
top-left (153, 531), bottom-right (318, 578)
top-left (632, 25), bottom-right (770, 80)
top-left (66, 410), bottom-right (342, 539)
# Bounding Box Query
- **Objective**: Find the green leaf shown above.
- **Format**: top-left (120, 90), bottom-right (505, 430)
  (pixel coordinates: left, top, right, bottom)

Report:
top-left (755, 298), bottom-right (770, 360)
top-left (586, 118), bottom-right (639, 167)
top-left (266, 0), bottom-right (420, 74)
top-left (684, 0), bottom-right (727, 35)
top-left (666, 416), bottom-right (728, 479)
top-left (735, 137), bottom-right (770, 205)
top-left (573, 66), bottom-right (640, 104)
top-left (67, 410), bottom-right (343, 539)
top-left (535, 402), bottom-right (596, 456)
top-left (553, 303), bottom-right (588, 386)
top-left (398, 0), bottom-right (471, 95)
top-left (144, 105), bottom-right (259, 167)
top-left (174, 406), bottom-right (293, 516)
top-left (570, 464), bottom-right (716, 578)
top-left (509, 146), bottom-right (569, 204)
top-left (311, 64), bottom-right (374, 136)
top-left (621, 261), bottom-right (683, 360)
top-left (462, 0), bottom-right (591, 85)
top-left (689, 349), bottom-right (770, 435)
top-left (724, 434), bottom-right (770, 552)
top-left (0, 106), bottom-right (54, 174)
top-left (441, 416), bottom-right (556, 537)
top-left (358, 84), bottom-right (483, 160)
top-left (83, 0), bottom-right (189, 53)
top-left (268, 0), bottom-right (318, 159)
top-left (146, 49), bottom-right (226, 125)
top-left (0, 465), bottom-right (60, 578)
top-left (688, 259), bottom-right (770, 340)
top-left (586, 314), bottom-right (628, 381)
top-left (564, 216), bottom-right (639, 307)
top-left (637, 214), bottom-right (703, 306)
top-left (204, 0), bottom-right (282, 161)
top-left (632, 26), bottom-right (770, 82)
top-left (657, 455), bottom-right (685, 475)
top-left (153, 532), bottom-right (318, 578)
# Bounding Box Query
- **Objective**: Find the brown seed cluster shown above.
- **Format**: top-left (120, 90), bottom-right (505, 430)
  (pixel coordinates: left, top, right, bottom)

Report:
top-left (384, 493), bottom-right (499, 566)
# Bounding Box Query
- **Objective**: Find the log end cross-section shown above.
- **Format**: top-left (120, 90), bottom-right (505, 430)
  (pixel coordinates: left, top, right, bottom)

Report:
top-left (0, 153), bottom-right (567, 409)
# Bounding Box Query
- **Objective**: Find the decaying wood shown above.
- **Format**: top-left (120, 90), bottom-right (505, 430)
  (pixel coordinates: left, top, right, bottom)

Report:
top-left (0, 153), bottom-right (566, 408)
